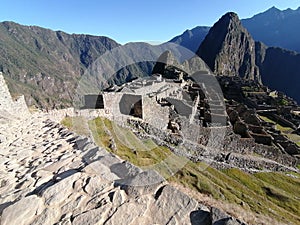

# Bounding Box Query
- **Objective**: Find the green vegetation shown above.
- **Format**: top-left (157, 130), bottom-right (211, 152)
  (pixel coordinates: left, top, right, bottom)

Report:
top-left (286, 133), bottom-right (300, 147)
top-left (259, 115), bottom-right (276, 124)
top-left (0, 21), bottom-right (121, 109)
top-left (241, 86), bottom-right (261, 92)
top-left (276, 124), bottom-right (293, 133)
top-left (61, 116), bottom-right (90, 136)
top-left (62, 116), bottom-right (300, 224)
top-left (259, 115), bottom-right (300, 146)
top-left (279, 98), bottom-right (289, 106)
top-left (259, 115), bottom-right (294, 133)
top-left (170, 164), bottom-right (300, 224)
top-left (88, 117), bottom-right (173, 169)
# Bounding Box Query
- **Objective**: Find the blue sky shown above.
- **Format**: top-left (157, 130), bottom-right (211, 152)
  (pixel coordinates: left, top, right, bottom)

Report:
top-left (1, 0), bottom-right (300, 44)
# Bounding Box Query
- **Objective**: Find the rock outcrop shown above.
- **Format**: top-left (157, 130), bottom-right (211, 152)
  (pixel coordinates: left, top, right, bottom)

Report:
top-left (197, 12), bottom-right (260, 82)
top-left (152, 50), bottom-right (186, 79)
top-left (192, 11), bottom-right (300, 104)
top-left (169, 11), bottom-right (300, 103)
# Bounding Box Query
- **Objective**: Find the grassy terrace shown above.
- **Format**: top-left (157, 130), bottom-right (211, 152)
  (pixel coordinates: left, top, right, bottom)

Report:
top-left (61, 116), bottom-right (300, 224)
top-left (259, 115), bottom-right (300, 147)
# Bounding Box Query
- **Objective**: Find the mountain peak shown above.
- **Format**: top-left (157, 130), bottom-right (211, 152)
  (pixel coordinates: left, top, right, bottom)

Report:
top-left (269, 6), bottom-right (279, 11)
top-left (197, 12), bottom-right (260, 81)
top-left (223, 12), bottom-right (239, 19)
top-left (263, 6), bottom-right (281, 14)
top-left (217, 12), bottom-right (240, 27)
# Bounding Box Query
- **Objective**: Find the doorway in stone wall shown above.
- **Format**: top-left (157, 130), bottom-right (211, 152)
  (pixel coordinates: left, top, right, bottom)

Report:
top-left (119, 94), bottom-right (143, 119)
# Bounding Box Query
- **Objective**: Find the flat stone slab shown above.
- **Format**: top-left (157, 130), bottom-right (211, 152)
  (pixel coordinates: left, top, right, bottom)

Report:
top-left (1, 195), bottom-right (44, 225)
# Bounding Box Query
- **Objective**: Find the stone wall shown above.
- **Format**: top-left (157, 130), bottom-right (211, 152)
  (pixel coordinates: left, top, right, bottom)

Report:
top-left (0, 72), bottom-right (30, 118)
top-left (44, 108), bottom-right (113, 123)
top-left (102, 92), bottom-right (144, 125)
top-left (126, 118), bottom-right (298, 170)
top-left (133, 80), bottom-right (166, 95)
top-left (143, 96), bottom-right (169, 130)
top-left (103, 92), bottom-right (123, 120)
top-left (224, 133), bottom-right (297, 167)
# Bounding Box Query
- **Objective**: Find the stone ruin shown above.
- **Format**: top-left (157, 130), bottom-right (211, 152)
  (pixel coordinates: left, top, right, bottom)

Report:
top-left (80, 71), bottom-right (299, 172)
top-left (82, 72), bottom-right (228, 131)
top-left (219, 76), bottom-right (300, 155)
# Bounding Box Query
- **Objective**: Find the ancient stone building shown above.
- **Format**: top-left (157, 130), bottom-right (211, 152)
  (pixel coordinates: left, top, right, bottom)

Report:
top-left (82, 73), bottom-right (228, 131)
top-left (82, 75), bottom-right (182, 130)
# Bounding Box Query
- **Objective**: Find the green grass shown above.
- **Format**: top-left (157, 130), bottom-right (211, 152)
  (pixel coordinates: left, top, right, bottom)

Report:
top-left (286, 133), bottom-right (300, 147)
top-left (259, 115), bottom-right (275, 124)
top-left (64, 116), bottom-right (300, 224)
top-left (259, 115), bottom-right (300, 146)
top-left (111, 122), bottom-right (157, 151)
top-left (88, 117), bottom-right (111, 148)
top-left (276, 124), bottom-right (293, 133)
top-left (279, 99), bottom-right (289, 106)
top-left (170, 163), bottom-right (300, 224)
top-left (61, 116), bottom-right (90, 136)
top-left (89, 117), bottom-right (173, 169)
top-left (259, 115), bottom-right (292, 132)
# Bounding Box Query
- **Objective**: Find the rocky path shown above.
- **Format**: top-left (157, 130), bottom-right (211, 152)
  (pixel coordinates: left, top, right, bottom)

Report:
top-left (0, 111), bottom-right (246, 225)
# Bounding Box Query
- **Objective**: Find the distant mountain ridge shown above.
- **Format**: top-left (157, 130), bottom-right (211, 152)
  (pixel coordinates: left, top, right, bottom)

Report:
top-left (170, 6), bottom-right (300, 53)
top-left (2, 6), bottom-right (300, 108)
top-left (242, 6), bottom-right (300, 52)
top-left (0, 21), bottom-right (166, 109)
top-left (256, 45), bottom-right (300, 102)
top-left (169, 9), bottom-right (300, 103)
top-left (169, 26), bottom-right (210, 53)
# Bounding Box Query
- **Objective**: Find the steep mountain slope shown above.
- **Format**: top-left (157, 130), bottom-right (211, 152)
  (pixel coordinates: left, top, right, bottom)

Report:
top-left (169, 26), bottom-right (210, 53)
top-left (0, 22), bottom-right (199, 109)
top-left (242, 6), bottom-right (300, 53)
top-left (197, 12), bottom-right (260, 82)
top-left (256, 45), bottom-right (300, 102)
top-left (0, 21), bottom-right (120, 108)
